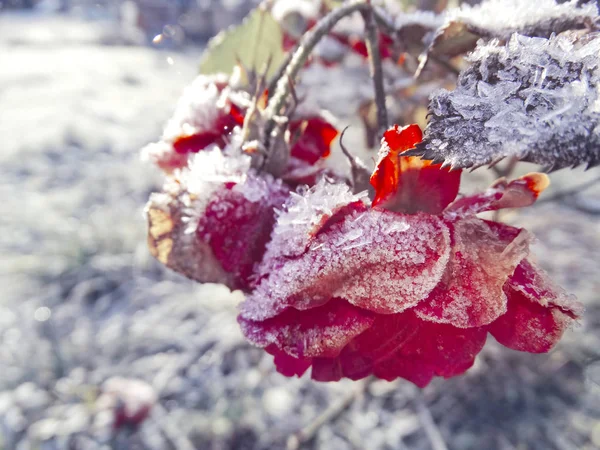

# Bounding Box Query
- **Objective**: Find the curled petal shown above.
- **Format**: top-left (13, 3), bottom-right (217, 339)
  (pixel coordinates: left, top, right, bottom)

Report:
top-left (241, 205), bottom-right (451, 321)
top-left (371, 124), bottom-right (461, 213)
top-left (290, 117), bottom-right (339, 165)
top-left (145, 193), bottom-right (234, 288)
top-left (444, 173), bottom-right (549, 218)
top-left (415, 218), bottom-right (531, 328)
top-left (239, 298), bottom-right (375, 359)
top-left (489, 259), bottom-right (583, 353)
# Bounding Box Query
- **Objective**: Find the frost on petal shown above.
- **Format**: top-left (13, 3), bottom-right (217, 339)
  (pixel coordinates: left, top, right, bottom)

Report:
top-left (198, 174), bottom-right (290, 290)
top-left (410, 33), bottom-right (600, 170)
top-left (371, 124), bottom-right (461, 214)
top-left (239, 298), bottom-right (374, 359)
top-left (444, 173), bottom-right (549, 218)
top-left (289, 116), bottom-right (339, 165)
top-left (149, 148), bottom-right (289, 290)
top-left (265, 179), bottom-right (369, 260)
top-left (240, 207), bottom-right (451, 321)
top-left (490, 259), bottom-right (583, 353)
top-left (415, 218), bottom-right (531, 328)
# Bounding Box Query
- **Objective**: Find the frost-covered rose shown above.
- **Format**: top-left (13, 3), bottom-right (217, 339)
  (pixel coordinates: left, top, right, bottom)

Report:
top-left (142, 73), bottom-right (340, 177)
top-left (238, 124), bottom-right (583, 387)
top-left (146, 146), bottom-right (289, 291)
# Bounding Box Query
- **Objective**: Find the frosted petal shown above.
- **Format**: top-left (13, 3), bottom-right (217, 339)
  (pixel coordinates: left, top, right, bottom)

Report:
top-left (490, 259), bottom-right (584, 353)
top-left (238, 298), bottom-right (374, 359)
top-left (240, 207), bottom-right (451, 321)
top-left (444, 173), bottom-right (549, 218)
top-left (415, 218), bottom-right (531, 328)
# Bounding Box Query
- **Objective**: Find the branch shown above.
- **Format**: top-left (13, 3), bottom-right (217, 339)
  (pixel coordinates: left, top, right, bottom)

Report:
top-left (286, 377), bottom-right (372, 450)
top-left (263, 0), bottom-right (370, 148)
top-left (362, 5), bottom-right (388, 139)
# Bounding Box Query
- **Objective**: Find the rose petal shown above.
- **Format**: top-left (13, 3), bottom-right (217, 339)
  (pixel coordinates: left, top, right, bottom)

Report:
top-left (371, 124), bottom-right (461, 213)
top-left (444, 173), bottom-right (549, 217)
top-left (268, 310), bottom-right (487, 386)
top-left (489, 259), bottom-right (583, 353)
top-left (341, 311), bottom-right (487, 386)
top-left (415, 218), bottom-right (531, 328)
top-left (145, 193), bottom-right (234, 288)
top-left (198, 175), bottom-right (289, 290)
top-left (241, 207), bottom-right (451, 321)
top-left (289, 117), bottom-right (338, 165)
top-left (266, 345), bottom-right (311, 377)
top-left (238, 298), bottom-right (375, 359)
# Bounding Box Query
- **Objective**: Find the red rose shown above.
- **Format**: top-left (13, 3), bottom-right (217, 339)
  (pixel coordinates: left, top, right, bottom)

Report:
top-left (238, 124), bottom-right (582, 387)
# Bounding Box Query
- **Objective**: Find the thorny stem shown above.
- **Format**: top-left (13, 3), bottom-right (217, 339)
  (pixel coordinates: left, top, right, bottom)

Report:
top-left (362, 6), bottom-right (389, 139)
top-left (263, 0), bottom-right (371, 149)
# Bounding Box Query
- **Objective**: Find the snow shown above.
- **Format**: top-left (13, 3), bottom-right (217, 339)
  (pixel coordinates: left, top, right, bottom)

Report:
top-left (417, 33), bottom-right (600, 170)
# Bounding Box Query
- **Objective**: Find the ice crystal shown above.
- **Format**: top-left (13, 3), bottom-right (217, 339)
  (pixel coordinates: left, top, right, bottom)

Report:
top-left (411, 33), bottom-right (600, 170)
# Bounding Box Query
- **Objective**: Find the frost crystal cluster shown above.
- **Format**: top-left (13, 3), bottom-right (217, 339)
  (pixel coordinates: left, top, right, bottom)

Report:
top-left (415, 32), bottom-right (600, 170)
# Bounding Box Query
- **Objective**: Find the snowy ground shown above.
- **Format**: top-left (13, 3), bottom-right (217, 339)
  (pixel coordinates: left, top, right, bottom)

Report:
top-left (2, 9), bottom-right (600, 450)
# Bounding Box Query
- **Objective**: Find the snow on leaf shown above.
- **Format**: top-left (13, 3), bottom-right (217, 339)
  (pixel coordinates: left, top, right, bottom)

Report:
top-left (410, 33), bottom-right (600, 170)
top-left (424, 0), bottom-right (599, 59)
top-left (199, 7), bottom-right (286, 79)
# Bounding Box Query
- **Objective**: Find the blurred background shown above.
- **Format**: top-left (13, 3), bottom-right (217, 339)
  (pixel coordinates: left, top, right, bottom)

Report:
top-left (1, 1), bottom-right (600, 449)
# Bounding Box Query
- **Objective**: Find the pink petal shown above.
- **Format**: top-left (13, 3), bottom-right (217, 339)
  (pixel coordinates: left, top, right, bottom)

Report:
top-left (371, 124), bottom-right (461, 214)
top-left (238, 298), bottom-right (375, 359)
top-left (444, 173), bottom-right (549, 217)
top-left (489, 259), bottom-right (583, 353)
top-left (241, 206), bottom-right (451, 321)
top-left (415, 218), bottom-right (531, 328)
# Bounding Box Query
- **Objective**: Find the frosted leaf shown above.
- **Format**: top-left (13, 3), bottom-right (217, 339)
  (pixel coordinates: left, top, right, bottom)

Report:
top-left (415, 218), bottom-right (531, 328)
top-left (490, 259), bottom-right (584, 353)
top-left (448, 0), bottom-right (598, 41)
top-left (240, 209), bottom-right (451, 321)
top-left (410, 33), bottom-right (600, 170)
top-left (425, 0), bottom-right (599, 59)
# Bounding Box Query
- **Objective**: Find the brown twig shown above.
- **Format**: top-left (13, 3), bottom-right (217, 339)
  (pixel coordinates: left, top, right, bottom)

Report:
top-left (362, 5), bottom-right (389, 140)
top-left (286, 377), bottom-right (372, 450)
top-left (415, 393), bottom-right (449, 450)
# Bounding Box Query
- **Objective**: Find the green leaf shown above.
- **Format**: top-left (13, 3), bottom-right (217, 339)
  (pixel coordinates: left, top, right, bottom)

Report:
top-left (199, 7), bottom-right (285, 79)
